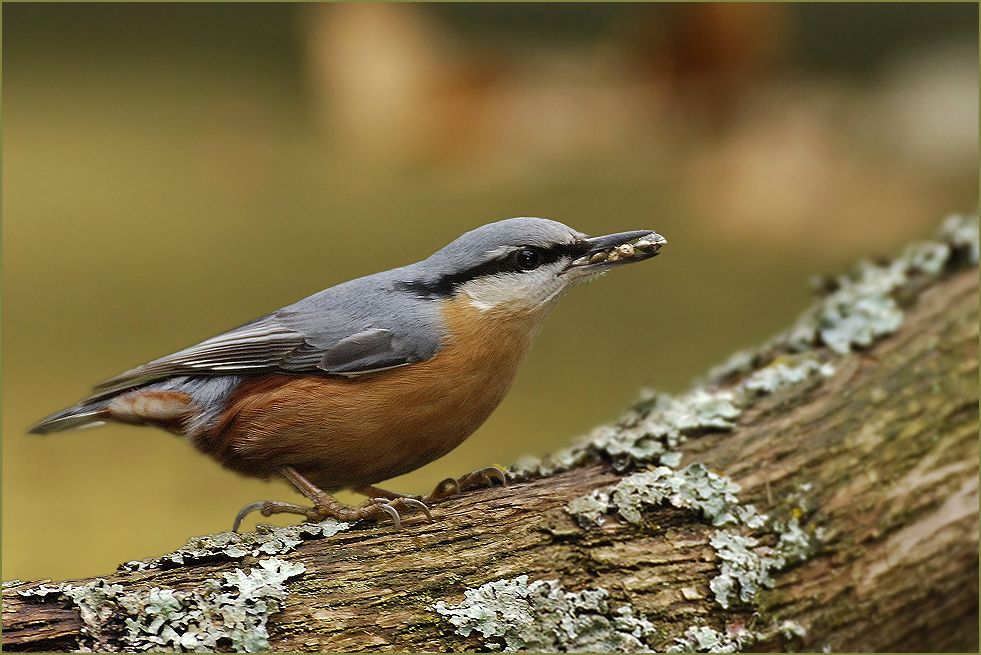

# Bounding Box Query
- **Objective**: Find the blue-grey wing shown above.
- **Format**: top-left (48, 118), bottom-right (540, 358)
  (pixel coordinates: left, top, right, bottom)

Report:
top-left (92, 281), bottom-right (442, 396)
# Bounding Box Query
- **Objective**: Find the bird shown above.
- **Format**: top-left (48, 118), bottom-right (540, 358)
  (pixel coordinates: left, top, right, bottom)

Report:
top-left (30, 217), bottom-right (666, 531)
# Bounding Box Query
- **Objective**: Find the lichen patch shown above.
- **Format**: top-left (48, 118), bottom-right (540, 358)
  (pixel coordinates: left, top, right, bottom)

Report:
top-left (515, 388), bottom-right (742, 478)
top-left (778, 619), bottom-right (808, 640)
top-left (16, 581), bottom-right (69, 600)
top-left (433, 575), bottom-right (657, 652)
top-left (566, 463), bottom-right (818, 613)
top-left (121, 519), bottom-right (349, 572)
top-left (19, 557), bottom-right (305, 652)
top-left (939, 213), bottom-right (979, 265)
top-left (667, 624), bottom-right (759, 653)
top-left (708, 516), bottom-right (818, 611)
top-left (739, 356), bottom-right (835, 396)
top-left (565, 463), bottom-right (760, 529)
top-left (785, 213), bottom-right (978, 355)
top-left (707, 531), bottom-right (782, 610)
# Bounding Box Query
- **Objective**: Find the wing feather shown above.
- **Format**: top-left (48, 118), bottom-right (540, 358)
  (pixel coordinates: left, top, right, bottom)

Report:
top-left (93, 319), bottom-right (306, 395)
top-left (92, 317), bottom-right (424, 396)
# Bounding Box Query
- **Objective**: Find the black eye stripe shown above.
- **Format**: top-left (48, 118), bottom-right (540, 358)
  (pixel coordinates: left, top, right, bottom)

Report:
top-left (512, 246), bottom-right (560, 268)
top-left (398, 242), bottom-right (585, 298)
top-left (469, 245), bottom-right (568, 277)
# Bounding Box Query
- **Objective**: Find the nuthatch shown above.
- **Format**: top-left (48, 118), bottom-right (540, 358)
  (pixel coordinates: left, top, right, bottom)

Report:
top-left (31, 217), bottom-right (666, 531)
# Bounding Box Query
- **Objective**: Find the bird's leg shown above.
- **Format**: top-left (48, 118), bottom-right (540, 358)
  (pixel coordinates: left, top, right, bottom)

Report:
top-left (423, 465), bottom-right (510, 503)
top-left (232, 466), bottom-right (431, 532)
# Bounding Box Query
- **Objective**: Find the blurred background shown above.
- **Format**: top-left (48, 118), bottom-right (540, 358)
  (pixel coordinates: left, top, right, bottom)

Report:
top-left (3, 3), bottom-right (977, 582)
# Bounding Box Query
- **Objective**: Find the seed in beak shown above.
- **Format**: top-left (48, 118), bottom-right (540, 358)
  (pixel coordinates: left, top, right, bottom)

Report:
top-left (616, 243), bottom-right (635, 258)
top-left (633, 237), bottom-right (662, 254)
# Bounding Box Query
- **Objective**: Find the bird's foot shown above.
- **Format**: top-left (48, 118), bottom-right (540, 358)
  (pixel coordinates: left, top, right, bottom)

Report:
top-left (424, 465), bottom-right (510, 503)
top-left (232, 493), bottom-right (432, 533)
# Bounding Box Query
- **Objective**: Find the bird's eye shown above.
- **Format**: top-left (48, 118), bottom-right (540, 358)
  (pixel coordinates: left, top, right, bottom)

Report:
top-left (513, 249), bottom-right (542, 271)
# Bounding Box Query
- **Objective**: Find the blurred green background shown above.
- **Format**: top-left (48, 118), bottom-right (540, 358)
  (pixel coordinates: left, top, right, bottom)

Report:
top-left (3, 3), bottom-right (977, 582)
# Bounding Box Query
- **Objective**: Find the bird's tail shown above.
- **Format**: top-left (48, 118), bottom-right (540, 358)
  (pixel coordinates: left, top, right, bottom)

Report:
top-left (30, 386), bottom-right (199, 435)
top-left (29, 399), bottom-right (111, 434)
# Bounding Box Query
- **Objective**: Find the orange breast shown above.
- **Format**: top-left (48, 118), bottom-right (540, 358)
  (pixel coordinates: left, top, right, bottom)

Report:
top-left (199, 297), bottom-right (547, 489)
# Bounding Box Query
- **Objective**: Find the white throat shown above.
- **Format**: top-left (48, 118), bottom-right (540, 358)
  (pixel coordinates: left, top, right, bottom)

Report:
top-left (457, 263), bottom-right (573, 313)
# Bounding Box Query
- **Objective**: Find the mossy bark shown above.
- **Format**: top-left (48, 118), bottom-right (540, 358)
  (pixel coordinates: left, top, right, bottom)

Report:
top-left (3, 267), bottom-right (977, 653)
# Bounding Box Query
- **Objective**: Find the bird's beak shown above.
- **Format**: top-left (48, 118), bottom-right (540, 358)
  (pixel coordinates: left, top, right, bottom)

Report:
top-left (566, 229), bottom-right (667, 272)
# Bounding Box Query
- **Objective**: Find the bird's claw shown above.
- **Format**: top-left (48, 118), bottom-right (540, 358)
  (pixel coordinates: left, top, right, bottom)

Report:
top-left (370, 498), bottom-right (403, 530)
top-left (232, 499), bottom-right (317, 533)
top-left (233, 502), bottom-right (263, 532)
top-left (466, 465), bottom-right (509, 490)
top-left (424, 465), bottom-right (510, 502)
top-left (428, 477), bottom-right (461, 500)
top-left (396, 496), bottom-right (434, 521)
top-left (365, 496), bottom-right (434, 530)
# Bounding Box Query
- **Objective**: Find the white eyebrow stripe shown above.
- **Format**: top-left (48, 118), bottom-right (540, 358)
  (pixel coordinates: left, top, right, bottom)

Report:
top-left (483, 245), bottom-right (517, 259)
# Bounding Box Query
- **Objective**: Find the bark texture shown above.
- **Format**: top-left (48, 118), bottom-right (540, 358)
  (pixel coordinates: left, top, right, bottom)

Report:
top-left (3, 228), bottom-right (978, 653)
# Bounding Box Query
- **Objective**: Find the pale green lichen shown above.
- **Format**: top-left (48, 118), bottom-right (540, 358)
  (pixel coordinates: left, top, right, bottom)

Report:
top-left (706, 509), bottom-right (820, 611)
top-left (739, 356), bottom-right (835, 397)
top-left (785, 213), bottom-right (978, 355)
top-left (433, 575), bottom-right (657, 652)
top-left (707, 517), bottom-right (817, 611)
top-left (774, 516), bottom-right (817, 564)
top-left (564, 489), bottom-right (612, 526)
top-left (778, 620), bottom-right (808, 640)
top-left (565, 465), bottom-right (819, 612)
top-left (20, 557), bottom-right (304, 652)
top-left (566, 463), bottom-right (818, 613)
top-left (816, 289), bottom-right (904, 355)
top-left (565, 463), bottom-right (765, 530)
top-left (708, 531), bottom-right (784, 610)
top-left (667, 625), bottom-right (759, 653)
top-left (784, 259), bottom-right (903, 355)
top-left (515, 388), bottom-right (741, 477)
top-left (939, 213), bottom-right (979, 265)
top-left (16, 581), bottom-right (68, 599)
top-left (121, 520), bottom-right (349, 572)
top-left (906, 241), bottom-right (951, 276)
top-left (639, 389), bottom-right (742, 444)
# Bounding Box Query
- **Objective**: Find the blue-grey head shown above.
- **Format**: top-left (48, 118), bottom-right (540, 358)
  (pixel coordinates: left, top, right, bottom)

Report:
top-left (403, 217), bottom-right (666, 312)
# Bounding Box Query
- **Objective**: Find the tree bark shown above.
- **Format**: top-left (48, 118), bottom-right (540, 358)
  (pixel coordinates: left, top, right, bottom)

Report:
top-left (3, 235), bottom-right (978, 653)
